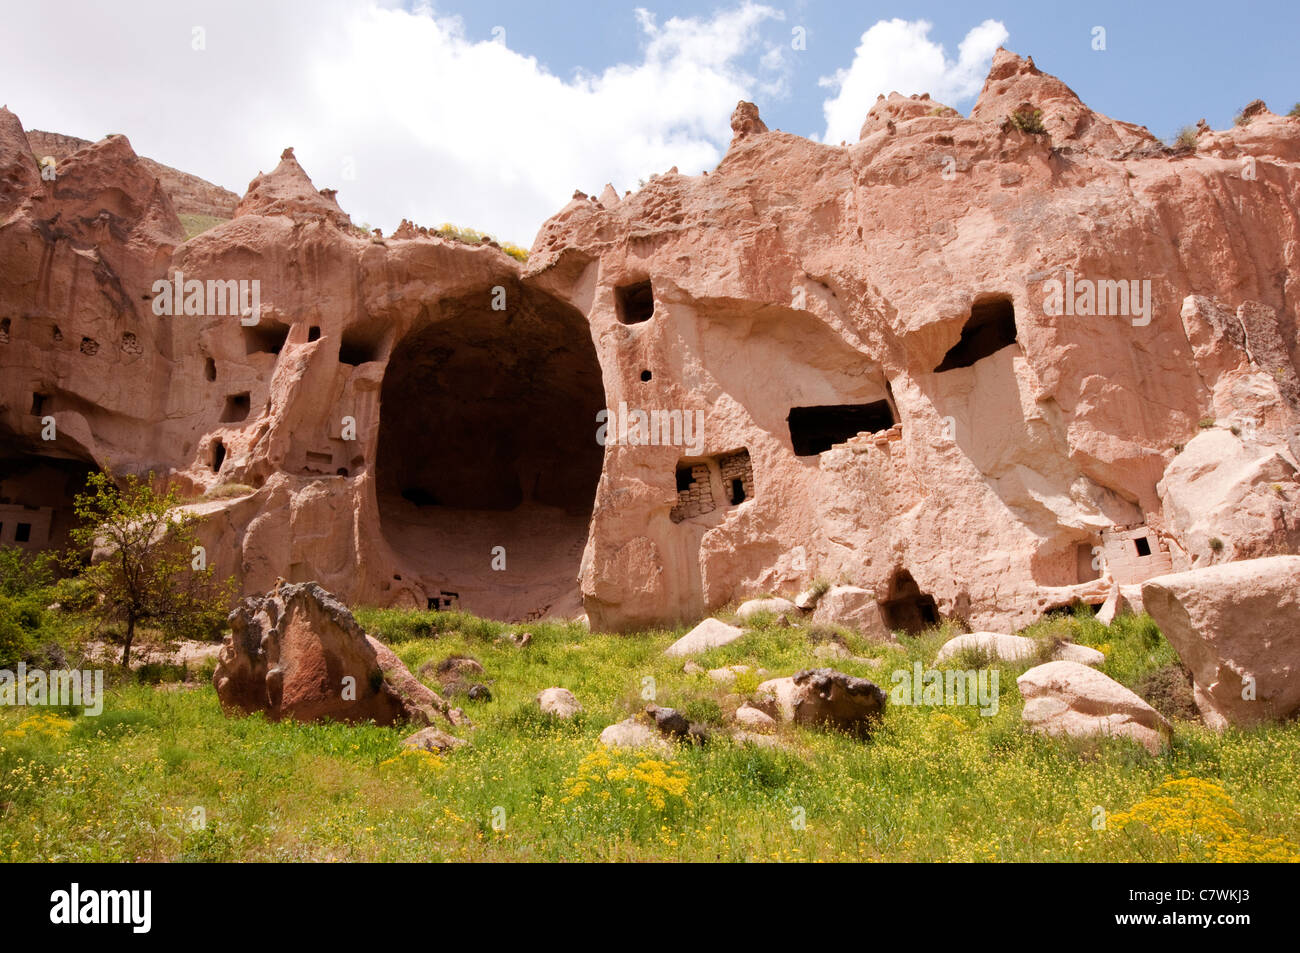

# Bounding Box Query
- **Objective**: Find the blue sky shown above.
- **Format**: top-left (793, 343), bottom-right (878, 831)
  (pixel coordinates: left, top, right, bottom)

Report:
top-left (446, 0), bottom-right (1297, 140)
top-left (4, 1), bottom-right (1296, 244)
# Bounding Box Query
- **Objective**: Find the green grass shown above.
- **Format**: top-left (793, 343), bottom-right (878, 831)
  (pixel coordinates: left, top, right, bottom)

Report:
top-left (178, 214), bottom-right (228, 240)
top-left (1, 605), bottom-right (1297, 862)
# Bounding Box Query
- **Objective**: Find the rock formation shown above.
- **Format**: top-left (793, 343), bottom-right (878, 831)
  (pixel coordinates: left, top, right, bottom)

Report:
top-left (1142, 556), bottom-right (1300, 728)
top-left (214, 581), bottom-right (450, 725)
top-left (4, 48), bottom-right (1300, 642)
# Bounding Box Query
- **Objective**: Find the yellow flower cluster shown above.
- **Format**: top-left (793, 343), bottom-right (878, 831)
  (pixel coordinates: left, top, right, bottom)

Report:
top-left (561, 747), bottom-right (691, 810)
top-left (3, 712), bottom-right (74, 739)
top-left (378, 747), bottom-right (446, 773)
top-left (1111, 776), bottom-right (1299, 863)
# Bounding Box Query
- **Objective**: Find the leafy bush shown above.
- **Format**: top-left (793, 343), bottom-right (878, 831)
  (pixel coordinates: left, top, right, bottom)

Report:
top-left (1290, 103), bottom-right (1300, 119)
top-left (1005, 106), bottom-right (1047, 135)
top-left (0, 546), bottom-right (55, 598)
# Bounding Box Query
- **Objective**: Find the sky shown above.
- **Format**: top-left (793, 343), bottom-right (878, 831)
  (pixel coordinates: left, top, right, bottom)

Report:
top-left (3, 0), bottom-right (1297, 246)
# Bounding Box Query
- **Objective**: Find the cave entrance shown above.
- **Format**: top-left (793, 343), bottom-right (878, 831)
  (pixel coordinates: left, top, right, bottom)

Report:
top-left (934, 295), bottom-right (1017, 371)
top-left (0, 438), bottom-right (98, 555)
top-left (376, 282), bottom-right (605, 620)
top-left (880, 569), bottom-right (940, 635)
top-left (787, 401), bottom-right (895, 456)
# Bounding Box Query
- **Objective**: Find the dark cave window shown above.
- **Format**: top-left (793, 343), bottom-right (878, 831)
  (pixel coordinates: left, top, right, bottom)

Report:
top-left (220, 392), bottom-right (251, 423)
top-left (243, 320), bottom-right (290, 356)
top-left (934, 296), bottom-right (1017, 371)
top-left (1134, 536), bottom-right (1152, 557)
top-left (787, 401), bottom-right (895, 456)
top-left (616, 280), bottom-right (655, 325)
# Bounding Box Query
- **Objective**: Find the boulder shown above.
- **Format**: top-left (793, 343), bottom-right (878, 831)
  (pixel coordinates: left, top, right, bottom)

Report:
top-left (811, 586), bottom-right (894, 642)
top-left (536, 687), bottom-right (582, 718)
top-left (735, 597), bottom-right (799, 621)
top-left (1017, 660), bottom-right (1172, 754)
top-left (1095, 587), bottom-right (1132, 626)
top-left (934, 631), bottom-right (1104, 667)
top-left (402, 726), bottom-right (467, 754)
top-left (793, 587), bottom-right (823, 611)
top-left (214, 582), bottom-right (450, 726)
top-left (707, 664), bottom-right (759, 686)
top-left (1141, 556), bottom-right (1300, 727)
top-left (598, 717), bottom-right (672, 753)
top-left (664, 618), bottom-right (745, 656)
top-left (733, 703), bottom-right (777, 733)
top-left (756, 668), bottom-right (886, 736)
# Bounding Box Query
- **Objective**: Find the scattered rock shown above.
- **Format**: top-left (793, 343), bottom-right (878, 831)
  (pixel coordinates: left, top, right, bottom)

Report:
top-left (214, 582), bottom-right (450, 726)
top-left (402, 726), bottom-right (467, 754)
top-left (598, 717), bottom-right (672, 753)
top-left (536, 687), bottom-right (582, 718)
top-left (733, 703), bottom-right (777, 733)
top-left (794, 587), bottom-right (824, 612)
top-left (467, 683), bottom-right (492, 702)
top-left (756, 668), bottom-right (886, 736)
top-left (1017, 660), bottom-right (1172, 754)
top-left (735, 597), bottom-right (798, 622)
top-left (682, 660), bottom-right (704, 675)
top-left (423, 655), bottom-right (484, 684)
top-left (707, 664), bottom-right (760, 686)
top-left (810, 586), bottom-right (894, 642)
top-left (664, 618), bottom-right (746, 656)
top-left (1142, 556), bottom-right (1300, 728)
top-left (934, 631), bottom-right (1104, 667)
top-left (1095, 587), bottom-right (1133, 626)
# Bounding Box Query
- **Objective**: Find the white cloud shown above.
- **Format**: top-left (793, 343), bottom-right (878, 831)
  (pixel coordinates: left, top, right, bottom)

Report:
top-left (819, 18), bottom-right (1009, 144)
top-left (1, 0), bottom-right (785, 245)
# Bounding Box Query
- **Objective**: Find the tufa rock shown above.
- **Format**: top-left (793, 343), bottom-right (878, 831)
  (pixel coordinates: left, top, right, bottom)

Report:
top-left (214, 581), bottom-right (450, 726)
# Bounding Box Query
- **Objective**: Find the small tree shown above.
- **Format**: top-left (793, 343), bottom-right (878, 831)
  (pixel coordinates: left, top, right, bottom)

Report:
top-left (66, 471), bottom-right (231, 666)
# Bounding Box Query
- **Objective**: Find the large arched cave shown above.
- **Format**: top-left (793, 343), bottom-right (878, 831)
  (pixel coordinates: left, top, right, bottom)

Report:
top-left (375, 282), bottom-right (605, 620)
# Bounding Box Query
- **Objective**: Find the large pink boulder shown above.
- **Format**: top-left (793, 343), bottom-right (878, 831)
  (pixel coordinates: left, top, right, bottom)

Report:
top-left (1142, 556), bottom-right (1300, 728)
top-left (214, 582), bottom-right (449, 725)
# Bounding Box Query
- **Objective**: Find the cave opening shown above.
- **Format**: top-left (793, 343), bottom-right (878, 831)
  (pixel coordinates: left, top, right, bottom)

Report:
top-left (243, 319), bottom-right (290, 356)
top-left (376, 282), bottom-right (605, 620)
top-left (935, 295), bottom-right (1018, 371)
top-left (787, 401), bottom-right (895, 456)
top-left (221, 392), bottom-right (251, 423)
top-left (0, 438), bottom-right (98, 554)
top-left (615, 280), bottom-right (655, 325)
top-left (880, 569), bottom-right (940, 635)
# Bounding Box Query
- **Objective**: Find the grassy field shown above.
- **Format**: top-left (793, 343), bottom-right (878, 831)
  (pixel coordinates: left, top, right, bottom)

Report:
top-left (2, 605), bottom-right (1298, 862)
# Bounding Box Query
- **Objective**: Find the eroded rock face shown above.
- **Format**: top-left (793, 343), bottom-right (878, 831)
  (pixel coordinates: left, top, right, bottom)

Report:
top-left (214, 581), bottom-right (448, 725)
top-left (4, 46), bottom-right (1300, 636)
top-left (1142, 557), bottom-right (1300, 728)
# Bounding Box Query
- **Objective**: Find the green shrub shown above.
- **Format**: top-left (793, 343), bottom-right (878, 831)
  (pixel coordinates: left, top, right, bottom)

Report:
top-left (1289, 103), bottom-right (1300, 119)
top-left (0, 546), bottom-right (55, 598)
top-left (1005, 106), bottom-right (1047, 135)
